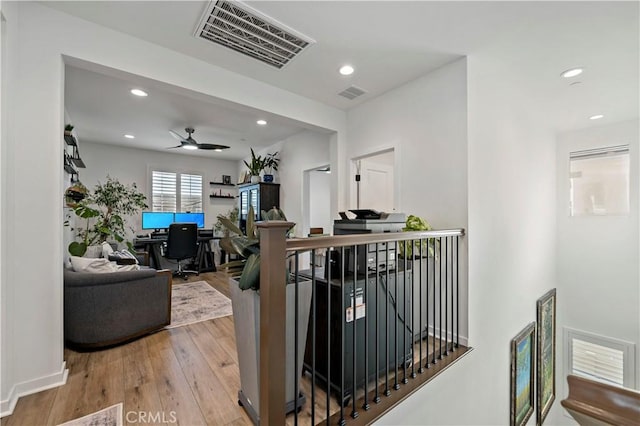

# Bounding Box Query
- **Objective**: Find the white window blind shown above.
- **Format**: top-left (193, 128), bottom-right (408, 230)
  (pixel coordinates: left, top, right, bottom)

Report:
top-left (564, 327), bottom-right (635, 389)
top-left (152, 171), bottom-right (177, 212)
top-left (180, 173), bottom-right (203, 212)
top-left (572, 338), bottom-right (624, 386)
top-left (151, 170), bottom-right (203, 213)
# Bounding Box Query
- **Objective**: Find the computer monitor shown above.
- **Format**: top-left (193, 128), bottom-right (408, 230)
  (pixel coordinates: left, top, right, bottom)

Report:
top-left (174, 212), bottom-right (205, 228)
top-left (141, 211), bottom-right (174, 230)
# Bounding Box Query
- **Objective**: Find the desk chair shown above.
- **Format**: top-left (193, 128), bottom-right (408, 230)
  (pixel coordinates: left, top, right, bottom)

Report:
top-left (165, 223), bottom-right (198, 280)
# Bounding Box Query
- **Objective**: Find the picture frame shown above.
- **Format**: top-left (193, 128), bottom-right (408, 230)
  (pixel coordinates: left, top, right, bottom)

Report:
top-left (511, 322), bottom-right (536, 426)
top-left (536, 289), bottom-right (556, 425)
top-left (222, 175), bottom-right (231, 185)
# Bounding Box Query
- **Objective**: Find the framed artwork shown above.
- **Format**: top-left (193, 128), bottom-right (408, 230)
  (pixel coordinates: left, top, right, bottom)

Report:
top-left (511, 322), bottom-right (535, 426)
top-left (222, 175), bottom-right (231, 185)
top-left (536, 289), bottom-right (556, 425)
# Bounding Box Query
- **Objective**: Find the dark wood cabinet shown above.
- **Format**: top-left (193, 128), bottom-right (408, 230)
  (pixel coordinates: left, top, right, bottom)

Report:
top-left (238, 182), bottom-right (280, 232)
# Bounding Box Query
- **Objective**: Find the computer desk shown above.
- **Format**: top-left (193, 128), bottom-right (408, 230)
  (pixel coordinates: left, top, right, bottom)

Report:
top-left (134, 232), bottom-right (218, 273)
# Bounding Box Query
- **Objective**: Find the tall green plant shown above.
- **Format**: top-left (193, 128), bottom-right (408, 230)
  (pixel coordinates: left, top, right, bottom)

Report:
top-left (243, 148), bottom-right (266, 176)
top-left (68, 176), bottom-right (148, 256)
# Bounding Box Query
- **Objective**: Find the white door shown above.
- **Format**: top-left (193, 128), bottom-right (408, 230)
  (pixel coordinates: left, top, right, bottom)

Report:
top-left (359, 159), bottom-right (394, 212)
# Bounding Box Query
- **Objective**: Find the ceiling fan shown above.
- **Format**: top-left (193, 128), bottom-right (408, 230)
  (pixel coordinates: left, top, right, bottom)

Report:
top-left (168, 127), bottom-right (230, 151)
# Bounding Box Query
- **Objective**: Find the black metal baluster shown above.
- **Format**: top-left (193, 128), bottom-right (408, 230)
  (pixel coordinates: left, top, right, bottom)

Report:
top-left (444, 236), bottom-right (449, 356)
top-left (363, 246), bottom-right (370, 411)
top-left (432, 238), bottom-right (437, 366)
top-left (410, 239), bottom-right (417, 377)
top-left (326, 248), bottom-right (332, 424)
top-left (393, 241), bottom-right (400, 390)
top-left (402, 241), bottom-right (408, 384)
top-left (351, 245), bottom-right (358, 419)
top-left (339, 247), bottom-right (345, 425)
top-left (311, 250), bottom-right (316, 425)
top-left (425, 238), bottom-right (430, 369)
top-left (418, 237), bottom-right (424, 374)
top-left (294, 251), bottom-right (300, 425)
top-left (439, 237), bottom-right (443, 360)
top-left (455, 236), bottom-right (459, 349)
top-left (374, 245), bottom-right (380, 403)
top-left (384, 245), bottom-right (390, 397)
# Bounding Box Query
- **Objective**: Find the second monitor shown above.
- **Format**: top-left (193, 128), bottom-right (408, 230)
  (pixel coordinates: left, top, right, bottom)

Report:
top-left (174, 212), bottom-right (205, 228)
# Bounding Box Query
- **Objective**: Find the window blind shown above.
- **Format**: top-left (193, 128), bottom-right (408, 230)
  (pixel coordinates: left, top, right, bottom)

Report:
top-left (180, 173), bottom-right (203, 212)
top-left (572, 338), bottom-right (624, 386)
top-left (152, 171), bottom-right (177, 212)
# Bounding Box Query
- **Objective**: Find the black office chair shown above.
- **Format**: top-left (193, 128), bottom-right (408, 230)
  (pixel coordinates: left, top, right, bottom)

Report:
top-left (165, 223), bottom-right (199, 280)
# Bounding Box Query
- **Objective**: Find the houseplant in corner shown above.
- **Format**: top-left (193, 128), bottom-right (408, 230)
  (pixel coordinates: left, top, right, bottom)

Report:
top-left (68, 176), bottom-right (148, 257)
top-left (217, 206), bottom-right (312, 422)
top-left (262, 151), bottom-right (280, 183)
top-left (243, 148), bottom-right (266, 183)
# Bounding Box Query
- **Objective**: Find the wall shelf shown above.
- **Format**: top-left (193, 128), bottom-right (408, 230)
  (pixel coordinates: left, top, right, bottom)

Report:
top-left (210, 182), bottom-right (236, 187)
top-left (210, 195), bottom-right (236, 199)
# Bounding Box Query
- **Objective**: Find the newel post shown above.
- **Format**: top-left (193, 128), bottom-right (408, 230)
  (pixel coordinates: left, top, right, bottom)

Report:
top-left (257, 221), bottom-right (292, 425)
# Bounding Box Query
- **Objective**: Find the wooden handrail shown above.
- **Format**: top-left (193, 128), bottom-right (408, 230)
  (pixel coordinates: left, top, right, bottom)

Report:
top-left (286, 228), bottom-right (465, 251)
top-left (561, 375), bottom-right (640, 426)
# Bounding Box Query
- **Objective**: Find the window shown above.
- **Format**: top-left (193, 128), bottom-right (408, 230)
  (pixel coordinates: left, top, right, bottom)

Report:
top-left (569, 145), bottom-right (630, 216)
top-left (564, 327), bottom-right (635, 388)
top-left (151, 170), bottom-right (203, 212)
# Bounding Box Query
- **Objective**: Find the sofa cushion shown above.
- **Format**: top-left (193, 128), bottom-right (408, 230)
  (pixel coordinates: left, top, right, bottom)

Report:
top-left (64, 267), bottom-right (158, 287)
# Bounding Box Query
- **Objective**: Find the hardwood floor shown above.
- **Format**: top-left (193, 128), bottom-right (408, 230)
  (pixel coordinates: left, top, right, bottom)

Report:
top-left (1, 271), bottom-right (460, 426)
top-left (2, 272), bottom-right (252, 426)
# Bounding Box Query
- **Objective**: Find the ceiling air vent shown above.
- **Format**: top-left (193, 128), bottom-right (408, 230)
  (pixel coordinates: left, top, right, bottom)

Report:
top-left (338, 86), bottom-right (367, 100)
top-left (195, 1), bottom-right (315, 69)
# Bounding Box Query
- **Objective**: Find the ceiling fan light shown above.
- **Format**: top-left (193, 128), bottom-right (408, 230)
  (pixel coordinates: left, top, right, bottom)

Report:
top-left (182, 145), bottom-right (198, 150)
top-left (214, 148), bottom-right (223, 152)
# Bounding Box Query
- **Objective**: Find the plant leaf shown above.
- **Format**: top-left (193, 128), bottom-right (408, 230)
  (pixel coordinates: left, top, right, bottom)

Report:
top-left (68, 241), bottom-right (87, 257)
top-left (238, 253), bottom-right (260, 291)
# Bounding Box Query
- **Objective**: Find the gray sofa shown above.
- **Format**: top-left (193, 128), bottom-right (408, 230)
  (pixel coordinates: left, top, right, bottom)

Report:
top-left (64, 267), bottom-right (172, 349)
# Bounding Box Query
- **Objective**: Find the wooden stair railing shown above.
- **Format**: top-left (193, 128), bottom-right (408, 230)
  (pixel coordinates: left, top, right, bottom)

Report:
top-left (561, 374), bottom-right (640, 426)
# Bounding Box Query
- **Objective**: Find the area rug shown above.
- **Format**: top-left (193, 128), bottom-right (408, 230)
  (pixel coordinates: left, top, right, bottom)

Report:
top-left (166, 281), bottom-right (233, 329)
top-left (58, 403), bottom-right (122, 426)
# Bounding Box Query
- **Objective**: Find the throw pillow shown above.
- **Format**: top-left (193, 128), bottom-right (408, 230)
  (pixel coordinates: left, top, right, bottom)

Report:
top-left (70, 256), bottom-right (118, 273)
top-left (102, 241), bottom-right (115, 259)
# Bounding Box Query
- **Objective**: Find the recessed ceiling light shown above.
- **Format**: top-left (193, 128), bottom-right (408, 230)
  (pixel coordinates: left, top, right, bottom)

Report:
top-left (130, 88), bottom-right (148, 97)
top-left (589, 114), bottom-right (604, 120)
top-left (182, 145), bottom-right (198, 150)
top-left (339, 65), bottom-right (354, 76)
top-left (124, 134), bottom-right (135, 139)
top-left (561, 68), bottom-right (583, 78)
top-left (256, 119), bottom-right (267, 126)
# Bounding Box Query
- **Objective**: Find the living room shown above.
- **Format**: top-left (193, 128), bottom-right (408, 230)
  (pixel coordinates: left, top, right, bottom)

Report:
top-left (1, 1), bottom-right (638, 425)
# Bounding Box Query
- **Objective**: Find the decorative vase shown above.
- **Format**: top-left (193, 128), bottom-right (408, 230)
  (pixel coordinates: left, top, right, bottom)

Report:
top-left (263, 174), bottom-right (274, 183)
top-left (230, 279), bottom-right (312, 423)
top-left (250, 175), bottom-right (260, 183)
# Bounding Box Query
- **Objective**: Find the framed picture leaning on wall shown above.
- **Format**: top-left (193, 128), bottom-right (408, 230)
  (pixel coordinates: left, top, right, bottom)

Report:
top-left (536, 289), bottom-right (556, 425)
top-left (511, 322), bottom-right (536, 426)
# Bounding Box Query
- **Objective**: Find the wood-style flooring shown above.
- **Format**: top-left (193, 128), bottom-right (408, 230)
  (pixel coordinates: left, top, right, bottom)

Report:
top-left (1, 271), bottom-right (465, 426)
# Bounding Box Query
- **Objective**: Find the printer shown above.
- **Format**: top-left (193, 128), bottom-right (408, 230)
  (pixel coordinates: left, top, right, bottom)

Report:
top-left (332, 210), bottom-right (406, 273)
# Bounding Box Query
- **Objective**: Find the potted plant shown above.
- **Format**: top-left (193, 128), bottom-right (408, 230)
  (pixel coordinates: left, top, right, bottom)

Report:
top-left (217, 206), bottom-right (312, 421)
top-left (68, 176), bottom-right (148, 256)
top-left (64, 124), bottom-right (74, 136)
top-left (243, 148), bottom-right (266, 183)
top-left (262, 152), bottom-right (279, 183)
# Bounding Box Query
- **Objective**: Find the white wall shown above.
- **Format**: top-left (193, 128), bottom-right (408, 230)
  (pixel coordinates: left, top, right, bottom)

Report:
top-left (378, 46), bottom-right (557, 426)
top-left (551, 119), bottom-right (639, 422)
top-left (0, 2), bottom-right (345, 413)
top-left (308, 170), bottom-right (332, 234)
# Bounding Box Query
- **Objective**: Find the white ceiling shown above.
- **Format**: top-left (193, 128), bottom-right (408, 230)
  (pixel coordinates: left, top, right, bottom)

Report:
top-left (50, 1), bottom-right (638, 158)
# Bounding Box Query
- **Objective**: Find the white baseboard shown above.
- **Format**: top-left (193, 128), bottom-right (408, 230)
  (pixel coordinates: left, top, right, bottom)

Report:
top-left (0, 362), bottom-right (68, 417)
top-left (427, 325), bottom-right (468, 347)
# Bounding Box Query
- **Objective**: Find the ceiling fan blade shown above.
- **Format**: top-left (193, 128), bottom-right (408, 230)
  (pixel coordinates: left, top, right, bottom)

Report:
top-left (167, 145), bottom-right (184, 149)
top-left (197, 143), bottom-right (231, 150)
top-left (169, 129), bottom-right (185, 142)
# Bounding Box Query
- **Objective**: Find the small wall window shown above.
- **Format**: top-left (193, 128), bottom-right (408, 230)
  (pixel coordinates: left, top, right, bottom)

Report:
top-left (569, 145), bottom-right (630, 216)
top-left (564, 327), bottom-right (635, 388)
